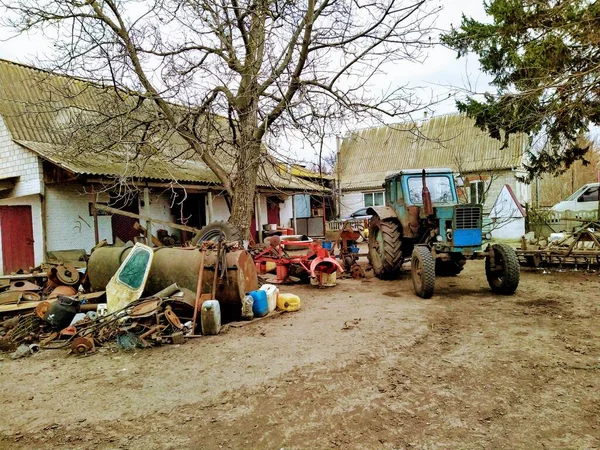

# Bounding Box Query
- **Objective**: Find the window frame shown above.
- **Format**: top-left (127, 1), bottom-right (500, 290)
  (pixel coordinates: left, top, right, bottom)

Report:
top-left (363, 191), bottom-right (385, 208)
top-left (469, 180), bottom-right (485, 204)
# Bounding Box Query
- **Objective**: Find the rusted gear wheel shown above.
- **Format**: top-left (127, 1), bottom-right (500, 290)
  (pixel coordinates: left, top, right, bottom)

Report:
top-left (56, 265), bottom-right (80, 286)
top-left (165, 306), bottom-right (183, 330)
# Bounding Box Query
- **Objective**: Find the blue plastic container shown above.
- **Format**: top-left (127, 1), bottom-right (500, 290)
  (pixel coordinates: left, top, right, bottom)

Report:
top-left (322, 241), bottom-right (333, 251)
top-left (249, 290), bottom-right (268, 317)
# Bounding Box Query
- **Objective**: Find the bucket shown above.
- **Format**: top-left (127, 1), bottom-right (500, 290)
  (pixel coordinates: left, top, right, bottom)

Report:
top-left (44, 296), bottom-right (80, 330)
top-left (201, 300), bottom-right (221, 335)
top-left (249, 290), bottom-right (268, 317)
top-left (277, 293), bottom-right (301, 312)
top-left (260, 284), bottom-right (278, 313)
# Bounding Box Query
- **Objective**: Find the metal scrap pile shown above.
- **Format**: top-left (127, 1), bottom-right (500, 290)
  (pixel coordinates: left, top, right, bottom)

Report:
top-left (0, 281), bottom-right (199, 358)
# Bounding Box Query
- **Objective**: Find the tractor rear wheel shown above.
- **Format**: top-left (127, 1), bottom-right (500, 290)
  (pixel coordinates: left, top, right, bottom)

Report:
top-left (411, 246), bottom-right (435, 299)
top-left (486, 243), bottom-right (520, 295)
top-left (368, 217), bottom-right (402, 278)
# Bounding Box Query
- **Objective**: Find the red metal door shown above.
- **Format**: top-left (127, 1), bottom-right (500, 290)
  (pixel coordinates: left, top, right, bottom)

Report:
top-left (0, 205), bottom-right (35, 274)
top-left (266, 198), bottom-right (281, 226)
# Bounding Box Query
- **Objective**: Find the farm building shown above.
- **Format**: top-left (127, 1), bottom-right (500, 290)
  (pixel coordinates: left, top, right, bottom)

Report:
top-left (337, 114), bottom-right (531, 239)
top-left (0, 59), bottom-right (323, 274)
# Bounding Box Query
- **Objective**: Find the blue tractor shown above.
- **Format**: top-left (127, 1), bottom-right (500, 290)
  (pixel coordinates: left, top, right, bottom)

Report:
top-left (366, 168), bottom-right (520, 298)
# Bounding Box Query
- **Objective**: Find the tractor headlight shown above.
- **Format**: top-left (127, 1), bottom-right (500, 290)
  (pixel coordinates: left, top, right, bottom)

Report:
top-left (484, 232), bottom-right (492, 240)
top-left (446, 229), bottom-right (452, 241)
top-left (436, 235), bottom-right (443, 242)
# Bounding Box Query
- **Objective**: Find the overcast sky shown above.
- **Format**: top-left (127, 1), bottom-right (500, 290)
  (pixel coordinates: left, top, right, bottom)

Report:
top-left (0, 0), bottom-right (492, 164)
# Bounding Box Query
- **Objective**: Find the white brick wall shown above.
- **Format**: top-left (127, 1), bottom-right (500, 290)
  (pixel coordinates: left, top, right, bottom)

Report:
top-left (0, 115), bottom-right (43, 198)
top-left (45, 184), bottom-right (113, 253)
top-left (339, 191), bottom-right (365, 218)
top-left (0, 195), bottom-right (44, 274)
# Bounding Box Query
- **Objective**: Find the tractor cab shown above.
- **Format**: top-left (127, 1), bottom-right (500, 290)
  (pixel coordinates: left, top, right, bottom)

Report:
top-left (381, 168), bottom-right (485, 254)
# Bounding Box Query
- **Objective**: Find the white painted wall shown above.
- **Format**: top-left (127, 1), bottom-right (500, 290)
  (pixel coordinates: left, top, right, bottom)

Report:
top-left (211, 194), bottom-right (230, 222)
top-left (489, 184), bottom-right (526, 240)
top-left (339, 191), bottom-right (364, 218)
top-left (45, 184), bottom-right (112, 253)
top-left (142, 189), bottom-right (177, 236)
top-left (490, 217), bottom-right (525, 240)
top-left (280, 195), bottom-right (293, 228)
top-left (0, 195), bottom-right (44, 273)
top-left (0, 116), bottom-right (43, 198)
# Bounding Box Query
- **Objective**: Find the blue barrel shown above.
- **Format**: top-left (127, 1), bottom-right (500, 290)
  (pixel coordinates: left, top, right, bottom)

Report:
top-left (249, 290), bottom-right (268, 317)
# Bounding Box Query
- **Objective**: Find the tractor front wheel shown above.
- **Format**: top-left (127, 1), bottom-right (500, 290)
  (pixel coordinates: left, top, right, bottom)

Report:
top-left (368, 216), bottom-right (402, 278)
top-left (486, 243), bottom-right (520, 295)
top-left (411, 246), bottom-right (435, 299)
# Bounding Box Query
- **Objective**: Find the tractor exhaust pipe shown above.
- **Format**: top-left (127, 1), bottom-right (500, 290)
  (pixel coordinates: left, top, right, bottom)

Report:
top-left (422, 170), bottom-right (433, 216)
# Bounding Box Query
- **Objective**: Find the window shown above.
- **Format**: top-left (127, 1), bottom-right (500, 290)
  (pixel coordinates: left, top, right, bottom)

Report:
top-left (385, 180), bottom-right (394, 203)
top-left (407, 176), bottom-right (454, 204)
top-left (470, 180), bottom-right (485, 204)
top-left (396, 180), bottom-right (404, 203)
top-left (578, 187), bottom-right (599, 203)
top-left (364, 191), bottom-right (385, 207)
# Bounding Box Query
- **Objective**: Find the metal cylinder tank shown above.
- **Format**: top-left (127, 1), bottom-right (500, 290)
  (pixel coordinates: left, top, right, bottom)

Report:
top-left (87, 246), bottom-right (258, 306)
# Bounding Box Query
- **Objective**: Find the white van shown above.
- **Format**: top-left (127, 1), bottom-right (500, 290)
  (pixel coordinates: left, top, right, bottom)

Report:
top-left (551, 183), bottom-right (600, 213)
top-left (550, 183), bottom-right (599, 231)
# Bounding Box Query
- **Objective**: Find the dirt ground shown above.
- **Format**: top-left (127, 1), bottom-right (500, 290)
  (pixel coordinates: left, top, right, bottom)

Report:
top-left (1, 260), bottom-right (599, 450)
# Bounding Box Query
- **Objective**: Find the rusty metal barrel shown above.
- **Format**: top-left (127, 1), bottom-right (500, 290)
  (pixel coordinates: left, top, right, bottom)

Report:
top-left (87, 246), bottom-right (258, 306)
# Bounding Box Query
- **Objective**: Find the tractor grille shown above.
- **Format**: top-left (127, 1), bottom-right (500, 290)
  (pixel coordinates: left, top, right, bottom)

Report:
top-left (455, 205), bottom-right (481, 229)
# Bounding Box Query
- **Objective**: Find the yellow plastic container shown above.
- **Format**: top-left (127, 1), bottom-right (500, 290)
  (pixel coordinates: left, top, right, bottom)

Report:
top-left (277, 293), bottom-right (301, 312)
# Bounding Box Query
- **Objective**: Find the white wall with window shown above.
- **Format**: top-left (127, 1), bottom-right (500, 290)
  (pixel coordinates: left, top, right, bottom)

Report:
top-left (363, 191), bottom-right (385, 207)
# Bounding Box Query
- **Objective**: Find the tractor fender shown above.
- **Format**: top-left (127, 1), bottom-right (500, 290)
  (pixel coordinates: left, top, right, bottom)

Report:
top-left (366, 206), bottom-right (399, 222)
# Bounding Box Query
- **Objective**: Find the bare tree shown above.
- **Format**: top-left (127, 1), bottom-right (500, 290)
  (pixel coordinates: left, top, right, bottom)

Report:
top-left (1, 0), bottom-right (439, 236)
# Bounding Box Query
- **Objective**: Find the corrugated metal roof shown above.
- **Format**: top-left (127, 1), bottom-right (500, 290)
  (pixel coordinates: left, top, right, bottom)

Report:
top-left (339, 114), bottom-right (527, 190)
top-left (15, 140), bottom-right (323, 192)
top-left (0, 59), bottom-right (324, 193)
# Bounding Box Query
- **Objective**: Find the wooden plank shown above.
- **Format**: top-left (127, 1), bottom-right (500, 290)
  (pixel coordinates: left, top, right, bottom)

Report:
top-left (0, 273), bottom-right (47, 280)
top-left (95, 204), bottom-right (202, 234)
top-left (0, 301), bottom-right (42, 313)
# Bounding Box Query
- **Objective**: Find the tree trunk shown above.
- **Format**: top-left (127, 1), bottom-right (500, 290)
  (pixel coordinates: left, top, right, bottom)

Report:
top-left (228, 157), bottom-right (259, 239)
top-left (227, 117), bottom-right (261, 239)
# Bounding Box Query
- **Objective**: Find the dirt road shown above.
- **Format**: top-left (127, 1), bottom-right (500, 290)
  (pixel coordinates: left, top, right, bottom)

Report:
top-left (1, 261), bottom-right (599, 449)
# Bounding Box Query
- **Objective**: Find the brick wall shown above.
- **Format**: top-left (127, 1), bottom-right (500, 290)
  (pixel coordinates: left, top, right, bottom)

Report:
top-left (0, 116), bottom-right (45, 273)
top-left (0, 115), bottom-right (43, 198)
top-left (45, 184), bottom-right (113, 253)
top-left (339, 191), bottom-right (367, 217)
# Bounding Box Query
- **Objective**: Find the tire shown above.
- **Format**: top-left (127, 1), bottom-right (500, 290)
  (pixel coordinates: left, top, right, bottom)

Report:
top-left (367, 216), bottom-right (402, 278)
top-left (192, 221), bottom-right (243, 245)
top-left (486, 243), bottom-right (520, 295)
top-left (411, 246), bottom-right (435, 299)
